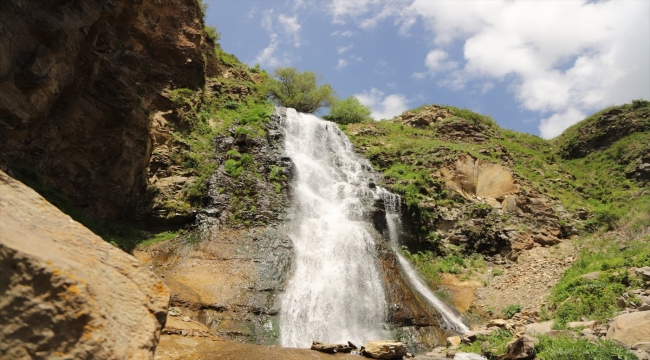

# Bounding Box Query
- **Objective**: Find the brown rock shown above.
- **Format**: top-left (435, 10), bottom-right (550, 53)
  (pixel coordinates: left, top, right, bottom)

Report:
top-left (503, 335), bottom-right (536, 359)
top-left (362, 340), bottom-right (407, 359)
top-left (0, 171), bottom-right (169, 359)
top-left (447, 336), bottom-right (462, 347)
top-left (525, 320), bottom-right (554, 336)
top-left (606, 310), bottom-right (650, 345)
top-left (567, 320), bottom-right (597, 329)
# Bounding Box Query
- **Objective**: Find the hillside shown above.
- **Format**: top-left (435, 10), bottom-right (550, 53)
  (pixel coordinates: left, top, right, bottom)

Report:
top-left (1, 0), bottom-right (649, 358)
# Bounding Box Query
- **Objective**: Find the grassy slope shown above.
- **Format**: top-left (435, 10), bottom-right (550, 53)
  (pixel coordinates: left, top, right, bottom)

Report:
top-left (345, 101), bottom-right (650, 356)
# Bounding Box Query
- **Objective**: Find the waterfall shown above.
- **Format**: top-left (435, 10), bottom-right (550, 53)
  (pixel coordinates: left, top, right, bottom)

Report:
top-left (385, 213), bottom-right (470, 333)
top-left (279, 109), bottom-right (389, 348)
top-left (278, 108), bottom-right (467, 349)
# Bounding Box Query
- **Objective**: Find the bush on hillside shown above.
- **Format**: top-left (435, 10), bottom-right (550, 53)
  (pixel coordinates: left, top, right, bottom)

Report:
top-left (267, 67), bottom-right (337, 113)
top-left (323, 96), bottom-right (371, 124)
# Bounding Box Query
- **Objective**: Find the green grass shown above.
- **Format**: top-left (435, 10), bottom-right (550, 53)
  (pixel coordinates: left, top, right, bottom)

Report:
top-left (533, 334), bottom-right (639, 360)
top-left (458, 328), bottom-right (513, 357)
top-left (401, 247), bottom-right (485, 285)
top-left (548, 236), bottom-right (650, 328)
top-left (501, 304), bottom-right (521, 319)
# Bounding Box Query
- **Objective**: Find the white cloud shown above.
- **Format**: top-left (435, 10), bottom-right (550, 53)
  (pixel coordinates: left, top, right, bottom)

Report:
top-left (331, 0), bottom-right (650, 138)
top-left (254, 34), bottom-right (282, 67)
top-left (331, 30), bottom-right (354, 37)
top-left (419, 49), bottom-right (458, 76)
top-left (336, 55), bottom-right (363, 69)
top-left (278, 14), bottom-right (302, 47)
top-left (338, 44), bottom-right (353, 54)
top-left (539, 108), bottom-right (586, 139)
top-left (261, 9), bottom-right (274, 32)
top-left (355, 88), bottom-right (410, 120)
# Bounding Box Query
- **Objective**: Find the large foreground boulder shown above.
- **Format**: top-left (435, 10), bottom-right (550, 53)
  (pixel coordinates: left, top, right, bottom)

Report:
top-left (0, 171), bottom-right (170, 359)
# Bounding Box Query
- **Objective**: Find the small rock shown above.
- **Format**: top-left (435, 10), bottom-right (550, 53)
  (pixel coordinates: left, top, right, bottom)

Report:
top-left (636, 267), bottom-right (650, 279)
top-left (447, 336), bottom-right (462, 347)
top-left (580, 271), bottom-right (601, 280)
top-left (182, 316), bottom-right (191, 322)
top-left (168, 307), bottom-right (182, 316)
top-left (525, 320), bottom-right (554, 336)
top-left (504, 335), bottom-right (536, 359)
top-left (567, 320), bottom-right (597, 329)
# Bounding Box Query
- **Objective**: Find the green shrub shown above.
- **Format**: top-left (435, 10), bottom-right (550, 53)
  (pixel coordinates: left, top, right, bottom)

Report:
top-left (324, 96), bottom-right (371, 124)
top-left (502, 304), bottom-right (521, 319)
top-left (224, 159), bottom-right (243, 177)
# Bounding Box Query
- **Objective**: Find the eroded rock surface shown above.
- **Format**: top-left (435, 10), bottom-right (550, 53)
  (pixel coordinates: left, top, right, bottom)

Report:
top-left (0, 171), bottom-right (169, 359)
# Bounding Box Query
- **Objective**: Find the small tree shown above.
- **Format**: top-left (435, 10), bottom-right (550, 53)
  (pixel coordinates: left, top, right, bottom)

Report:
top-left (324, 96), bottom-right (372, 124)
top-left (267, 67), bottom-right (337, 113)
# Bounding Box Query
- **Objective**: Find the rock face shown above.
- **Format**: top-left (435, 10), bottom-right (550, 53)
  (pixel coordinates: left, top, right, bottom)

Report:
top-left (0, 171), bottom-right (170, 359)
top-left (606, 310), bottom-right (650, 346)
top-left (0, 0), bottom-right (218, 221)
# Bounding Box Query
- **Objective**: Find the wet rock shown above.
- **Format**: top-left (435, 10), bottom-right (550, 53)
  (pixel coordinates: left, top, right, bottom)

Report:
top-left (362, 340), bottom-right (407, 359)
top-left (0, 171), bottom-right (169, 359)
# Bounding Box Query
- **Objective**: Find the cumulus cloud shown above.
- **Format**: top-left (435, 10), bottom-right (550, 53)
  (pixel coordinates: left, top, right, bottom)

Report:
top-left (254, 9), bottom-right (305, 67)
top-left (355, 88), bottom-right (410, 120)
top-left (330, 0), bottom-right (650, 138)
top-left (539, 108), bottom-right (586, 139)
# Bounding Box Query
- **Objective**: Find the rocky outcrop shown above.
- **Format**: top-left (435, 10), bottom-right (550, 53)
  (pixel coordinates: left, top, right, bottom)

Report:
top-left (0, 171), bottom-right (169, 359)
top-left (558, 104), bottom-right (650, 160)
top-left (0, 0), bottom-right (218, 221)
top-left (441, 154), bottom-right (519, 201)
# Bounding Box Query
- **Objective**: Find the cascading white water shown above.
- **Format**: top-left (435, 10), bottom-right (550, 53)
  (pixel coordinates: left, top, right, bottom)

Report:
top-left (385, 213), bottom-right (470, 333)
top-left (279, 108), bottom-right (468, 348)
top-left (279, 109), bottom-right (389, 348)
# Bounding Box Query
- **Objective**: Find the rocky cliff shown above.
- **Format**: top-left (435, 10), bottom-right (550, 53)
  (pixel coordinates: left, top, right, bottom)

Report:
top-left (0, 0), bottom-right (218, 223)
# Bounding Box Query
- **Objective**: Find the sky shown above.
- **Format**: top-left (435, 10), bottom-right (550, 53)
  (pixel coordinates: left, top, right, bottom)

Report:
top-left (204, 0), bottom-right (650, 139)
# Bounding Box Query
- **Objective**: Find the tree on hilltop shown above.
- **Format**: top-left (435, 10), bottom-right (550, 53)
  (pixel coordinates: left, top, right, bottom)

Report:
top-left (267, 67), bottom-right (337, 113)
top-left (324, 96), bottom-right (372, 124)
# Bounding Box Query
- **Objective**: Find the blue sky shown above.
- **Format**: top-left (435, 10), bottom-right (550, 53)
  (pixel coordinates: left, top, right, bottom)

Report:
top-left (204, 0), bottom-right (650, 138)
